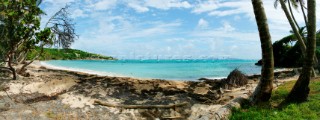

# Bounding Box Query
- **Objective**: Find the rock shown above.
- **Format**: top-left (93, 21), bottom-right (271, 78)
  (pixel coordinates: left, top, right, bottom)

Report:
top-left (225, 69), bottom-right (248, 88)
top-left (198, 78), bottom-right (212, 81)
top-left (255, 60), bottom-right (262, 66)
top-left (224, 90), bottom-right (232, 93)
top-left (0, 102), bottom-right (10, 112)
top-left (194, 87), bottom-right (209, 95)
top-left (218, 88), bottom-right (224, 94)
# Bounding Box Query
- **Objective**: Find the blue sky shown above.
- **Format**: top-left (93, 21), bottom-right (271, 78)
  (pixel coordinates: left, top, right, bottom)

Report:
top-left (40, 0), bottom-right (320, 59)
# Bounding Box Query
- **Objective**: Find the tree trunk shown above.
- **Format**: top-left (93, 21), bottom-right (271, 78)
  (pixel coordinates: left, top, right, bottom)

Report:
top-left (18, 45), bottom-right (45, 74)
top-left (250, 0), bottom-right (274, 104)
top-left (299, 0), bottom-right (308, 27)
top-left (279, 0), bottom-right (317, 77)
top-left (285, 0), bottom-right (316, 103)
top-left (8, 54), bottom-right (17, 80)
top-left (279, 0), bottom-right (306, 57)
top-left (287, 0), bottom-right (300, 31)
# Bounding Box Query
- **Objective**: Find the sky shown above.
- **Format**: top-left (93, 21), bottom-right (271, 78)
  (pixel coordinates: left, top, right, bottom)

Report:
top-left (39, 0), bottom-right (320, 60)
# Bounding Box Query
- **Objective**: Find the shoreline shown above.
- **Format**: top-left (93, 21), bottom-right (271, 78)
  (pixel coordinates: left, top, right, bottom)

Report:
top-left (37, 61), bottom-right (190, 81)
top-left (38, 60), bottom-right (227, 81)
top-left (38, 61), bottom-right (125, 77)
top-left (38, 60), bottom-right (295, 82)
top-left (0, 60), bottom-right (299, 119)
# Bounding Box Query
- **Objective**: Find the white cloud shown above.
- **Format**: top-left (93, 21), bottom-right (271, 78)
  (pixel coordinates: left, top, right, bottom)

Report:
top-left (127, 2), bottom-right (149, 13)
top-left (71, 9), bottom-right (87, 18)
top-left (145, 0), bottom-right (192, 10)
top-left (192, 0), bottom-right (220, 14)
top-left (219, 21), bottom-right (235, 32)
top-left (192, 21), bottom-right (257, 43)
top-left (90, 0), bottom-right (117, 10)
top-left (208, 8), bottom-right (244, 16)
top-left (197, 18), bottom-right (209, 29)
top-left (193, 0), bottom-right (253, 18)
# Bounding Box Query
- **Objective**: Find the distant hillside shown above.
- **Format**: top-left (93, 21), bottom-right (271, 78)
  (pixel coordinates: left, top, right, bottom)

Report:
top-left (27, 48), bottom-right (115, 60)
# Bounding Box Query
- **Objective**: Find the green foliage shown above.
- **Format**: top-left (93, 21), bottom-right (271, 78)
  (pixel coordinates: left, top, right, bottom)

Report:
top-left (230, 79), bottom-right (320, 120)
top-left (27, 48), bottom-right (115, 60)
top-left (0, 0), bottom-right (53, 62)
top-left (257, 29), bottom-right (320, 67)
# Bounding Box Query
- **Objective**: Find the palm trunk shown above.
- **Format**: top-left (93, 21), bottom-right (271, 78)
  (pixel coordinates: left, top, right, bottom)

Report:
top-left (286, 0), bottom-right (316, 103)
top-left (279, 0), bottom-right (317, 76)
top-left (288, 0), bottom-right (300, 30)
top-left (250, 0), bottom-right (274, 104)
top-left (299, 0), bottom-right (308, 27)
top-left (279, 0), bottom-right (306, 57)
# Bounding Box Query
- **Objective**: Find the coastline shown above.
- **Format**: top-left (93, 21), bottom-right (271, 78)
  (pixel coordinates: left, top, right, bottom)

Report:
top-left (37, 60), bottom-right (182, 81)
top-left (38, 61), bottom-right (125, 77)
top-left (0, 60), bottom-right (299, 119)
top-left (38, 60), bottom-right (229, 81)
top-left (38, 60), bottom-right (295, 82)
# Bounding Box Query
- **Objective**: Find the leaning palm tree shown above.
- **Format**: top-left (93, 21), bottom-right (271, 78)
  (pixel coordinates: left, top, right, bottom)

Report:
top-left (277, 0), bottom-right (317, 76)
top-left (277, 0), bottom-right (306, 57)
top-left (275, 0), bottom-right (300, 29)
top-left (285, 0), bottom-right (317, 103)
top-left (250, 0), bottom-right (274, 104)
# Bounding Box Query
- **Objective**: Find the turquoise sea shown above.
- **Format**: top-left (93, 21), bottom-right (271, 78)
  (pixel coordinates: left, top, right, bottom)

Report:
top-left (43, 59), bottom-right (261, 81)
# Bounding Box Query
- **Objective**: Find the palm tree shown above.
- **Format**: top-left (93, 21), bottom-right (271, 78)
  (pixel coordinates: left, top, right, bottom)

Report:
top-left (285, 0), bottom-right (317, 103)
top-left (275, 0), bottom-right (300, 29)
top-left (278, 0), bottom-right (306, 57)
top-left (250, 0), bottom-right (274, 104)
top-left (298, 0), bottom-right (308, 26)
top-left (277, 0), bottom-right (317, 76)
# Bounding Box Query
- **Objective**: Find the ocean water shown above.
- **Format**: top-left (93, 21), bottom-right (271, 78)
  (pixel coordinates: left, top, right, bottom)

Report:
top-left (43, 59), bottom-right (261, 81)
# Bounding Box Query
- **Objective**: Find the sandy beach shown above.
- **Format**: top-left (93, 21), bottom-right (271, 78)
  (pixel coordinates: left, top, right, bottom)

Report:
top-left (0, 61), bottom-right (298, 119)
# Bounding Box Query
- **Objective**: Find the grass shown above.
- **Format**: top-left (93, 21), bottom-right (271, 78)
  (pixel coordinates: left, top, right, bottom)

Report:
top-left (230, 78), bottom-right (320, 120)
top-left (27, 47), bottom-right (115, 60)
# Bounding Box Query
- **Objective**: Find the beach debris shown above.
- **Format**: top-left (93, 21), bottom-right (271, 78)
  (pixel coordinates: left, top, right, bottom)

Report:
top-left (12, 90), bottom-right (66, 104)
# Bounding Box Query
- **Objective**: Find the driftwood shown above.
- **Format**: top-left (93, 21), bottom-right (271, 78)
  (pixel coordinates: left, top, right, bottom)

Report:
top-left (94, 100), bottom-right (189, 109)
top-left (213, 94), bottom-right (249, 120)
top-left (13, 90), bottom-right (66, 104)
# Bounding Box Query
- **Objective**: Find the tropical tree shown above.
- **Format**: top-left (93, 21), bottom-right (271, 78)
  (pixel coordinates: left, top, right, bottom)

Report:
top-left (0, 0), bottom-right (77, 79)
top-left (0, 0), bottom-right (53, 79)
top-left (277, 0), bottom-right (307, 57)
top-left (275, 0), bottom-right (318, 75)
top-left (17, 5), bottom-right (78, 75)
top-left (250, 0), bottom-right (274, 104)
top-left (285, 0), bottom-right (317, 103)
top-left (274, 0), bottom-right (300, 29)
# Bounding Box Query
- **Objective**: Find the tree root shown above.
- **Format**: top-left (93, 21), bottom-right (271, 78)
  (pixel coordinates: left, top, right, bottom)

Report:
top-left (94, 100), bottom-right (189, 109)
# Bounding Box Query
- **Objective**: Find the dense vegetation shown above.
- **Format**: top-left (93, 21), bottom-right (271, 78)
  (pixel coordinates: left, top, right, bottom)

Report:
top-left (27, 48), bottom-right (115, 60)
top-left (230, 78), bottom-right (320, 119)
top-left (256, 35), bottom-right (320, 68)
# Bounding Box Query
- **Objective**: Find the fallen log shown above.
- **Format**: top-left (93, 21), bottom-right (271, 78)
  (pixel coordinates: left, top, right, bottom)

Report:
top-left (94, 100), bottom-right (189, 109)
top-left (213, 94), bottom-right (249, 120)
